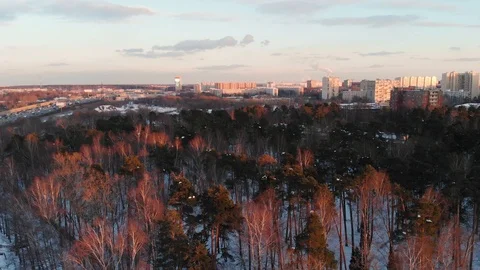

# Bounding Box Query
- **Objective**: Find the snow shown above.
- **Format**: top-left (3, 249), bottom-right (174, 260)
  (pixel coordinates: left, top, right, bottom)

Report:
top-left (94, 104), bottom-right (179, 115)
top-left (0, 234), bottom-right (18, 269)
top-left (455, 103), bottom-right (480, 109)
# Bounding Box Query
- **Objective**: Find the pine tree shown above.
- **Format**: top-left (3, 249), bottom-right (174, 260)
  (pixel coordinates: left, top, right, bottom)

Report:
top-left (153, 210), bottom-right (190, 269)
top-left (188, 243), bottom-right (214, 270)
top-left (349, 247), bottom-right (365, 270)
top-left (200, 185), bottom-right (243, 260)
top-left (296, 213), bottom-right (337, 269)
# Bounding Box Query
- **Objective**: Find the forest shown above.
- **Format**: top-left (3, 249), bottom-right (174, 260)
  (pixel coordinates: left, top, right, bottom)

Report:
top-left (0, 102), bottom-right (479, 269)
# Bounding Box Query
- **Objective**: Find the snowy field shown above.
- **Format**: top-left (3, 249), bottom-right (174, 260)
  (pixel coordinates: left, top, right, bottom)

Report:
top-left (94, 104), bottom-right (179, 115)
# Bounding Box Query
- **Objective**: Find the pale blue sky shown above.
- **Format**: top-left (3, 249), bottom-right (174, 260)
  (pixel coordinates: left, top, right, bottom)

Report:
top-left (1, 0), bottom-right (480, 85)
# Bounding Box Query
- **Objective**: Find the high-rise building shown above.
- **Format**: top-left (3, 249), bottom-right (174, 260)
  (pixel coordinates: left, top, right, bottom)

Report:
top-left (409, 77), bottom-right (418, 88)
top-left (342, 79), bottom-right (353, 89)
top-left (390, 89), bottom-right (443, 110)
top-left (194, 84), bottom-right (202, 93)
top-left (214, 82), bottom-right (257, 90)
top-left (175, 76), bottom-right (182, 91)
top-left (322, 77), bottom-right (341, 100)
top-left (374, 79), bottom-right (394, 104)
top-left (362, 79), bottom-right (394, 103)
top-left (441, 71), bottom-right (480, 99)
top-left (307, 80), bottom-right (322, 89)
top-left (396, 76), bottom-right (438, 90)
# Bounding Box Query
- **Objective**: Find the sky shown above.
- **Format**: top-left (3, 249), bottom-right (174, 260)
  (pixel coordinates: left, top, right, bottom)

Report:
top-left (1, 0), bottom-right (480, 85)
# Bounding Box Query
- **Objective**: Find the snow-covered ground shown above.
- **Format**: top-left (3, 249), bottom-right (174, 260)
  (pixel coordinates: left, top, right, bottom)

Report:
top-left (94, 104), bottom-right (179, 115)
top-left (0, 234), bottom-right (18, 269)
top-left (455, 103), bottom-right (480, 109)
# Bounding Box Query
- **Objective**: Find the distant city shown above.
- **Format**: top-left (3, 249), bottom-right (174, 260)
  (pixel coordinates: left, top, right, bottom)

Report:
top-left (2, 70), bottom-right (480, 126)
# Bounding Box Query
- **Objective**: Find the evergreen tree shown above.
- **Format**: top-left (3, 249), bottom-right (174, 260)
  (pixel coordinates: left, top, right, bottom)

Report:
top-left (349, 247), bottom-right (365, 270)
top-left (199, 185), bottom-right (243, 261)
top-left (153, 210), bottom-right (190, 269)
top-left (296, 213), bottom-right (337, 269)
top-left (188, 243), bottom-right (214, 270)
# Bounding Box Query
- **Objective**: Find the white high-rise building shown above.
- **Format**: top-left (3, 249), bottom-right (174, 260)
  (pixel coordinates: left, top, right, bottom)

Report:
top-left (409, 77), bottom-right (418, 88)
top-left (322, 76), bottom-right (341, 100)
top-left (417, 77), bottom-right (425, 89)
top-left (374, 79), bottom-right (394, 104)
top-left (396, 76), bottom-right (438, 89)
top-left (441, 71), bottom-right (480, 99)
top-left (175, 76), bottom-right (182, 91)
top-left (359, 79), bottom-right (394, 103)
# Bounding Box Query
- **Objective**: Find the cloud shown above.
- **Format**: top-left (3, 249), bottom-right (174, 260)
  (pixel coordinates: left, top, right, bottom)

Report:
top-left (410, 56), bottom-right (431, 60)
top-left (0, 1), bottom-right (31, 23)
top-left (379, 1), bottom-right (455, 11)
top-left (42, 0), bottom-right (154, 21)
top-left (257, 1), bottom-right (327, 15)
top-left (118, 35), bottom-right (256, 59)
top-left (0, 0), bottom-right (154, 23)
top-left (153, 36), bottom-right (238, 52)
top-left (172, 12), bottom-right (235, 22)
top-left (358, 51), bottom-right (404, 57)
top-left (444, 58), bottom-right (480, 62)
top-left (261, 40), bottom-right (270, 46)
top-left (309, 15), bottom-right (420, 27)
top-left (196, 64), bottom-right (249, 71)
top-left (368, 64), bottom-right (384, 68)
top-left (302, 54), bottom-right (350, 61)
top-left (117, 48), bottom-right (184, 58)
top-left (117, 48), bottom-right (144, 54)
top-left (240, 34), bottom-right (254, 46)
top-left (271, 53), bottom-right (283, 56)
top-left (449, 46), bottom-right (461, 51)
top-left (328, 56), bottom-right (350, 61)
top-left (46, 62), bottom-right (69, 67)
top-left (413, 22), bottom-right (480, 28)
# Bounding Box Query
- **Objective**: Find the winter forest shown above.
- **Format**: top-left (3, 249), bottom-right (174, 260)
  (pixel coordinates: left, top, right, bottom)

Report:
top-left (0, 102), bottom-right (480, 269)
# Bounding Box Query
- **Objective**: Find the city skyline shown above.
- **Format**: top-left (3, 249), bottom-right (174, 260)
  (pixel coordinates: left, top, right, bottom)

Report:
top-left (2, 0), bottom-right (480, 85)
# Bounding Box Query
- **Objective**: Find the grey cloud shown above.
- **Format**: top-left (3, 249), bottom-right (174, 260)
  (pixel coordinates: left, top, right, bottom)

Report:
top-left (257, 1), bottom-right (327, 15)
top-left (196, 64), bottom-right (249, 71)
top-left (310, 15), bottom-right (420, 27)
top-left (153, 36), bottom-right (238, 52)
top-left (410, 56), bottom-right (431, 60)
top-left (444, 58), bottom-right (480, 62)
top-left (46, 62), bottom-right (69, 67)
top-left (0, 13), bottom-right (15, 23)
top-left (43, 0), bottom-right (154, 22)
top-left (271, 53), bottom-right (283, 56)
top-left (449, 46), bottom-right (461, 51)
top-left (303, 55), bottom-right (350, 61)
top-left (117, 49), bottom-right (184, 58)
top-left (368, 64), bottom-right (384, 68)
top-left (379, 1), bottom-right (454, 11)
top-left (261, 40), bottom-right (270, 46)
top-left (117, 48), bottom-right (144, 54)
top-left (240, 34), bottom-right (254, 46)
top-left (173, 12), bottom-right (235, 22)
top-left (119, 35), bottom-right (254, 59)
top-left (328, 56), bottom-right (350, 61)
top-left (358, 51), bottom-right (404, 57)
top-left (0, 1), bottom-right (31, 23)
top-left (1, 0), bottom-right (154, 23)
top-left (413, 22), bottom-right (480, 28)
